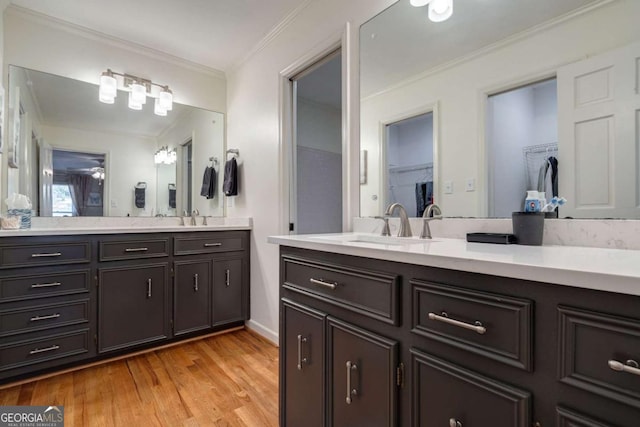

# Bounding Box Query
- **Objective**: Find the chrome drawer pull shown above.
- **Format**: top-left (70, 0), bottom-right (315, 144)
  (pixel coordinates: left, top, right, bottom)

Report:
top-left (309, 278), bottom-right (338, 290)
top-left (31, 282), bottom-right (62, 289)
top-left (204, 243), bottom-right (223, 247)
top-left (297, 334), bottom-right (308, 370)
top-left (449, 419), bottom-right (462, 427)
top-left (30, 313), bottom-right (61, 322)
top-left (194, 273), bottom-right (199, 292)
top-left (147, 279), bottom-right (152, 298)
top-left (125, 247), bottom-right (148, 252)
top-left (346, 361), bottom-right (358, 404)
top-left (428, 312), bottom-right (487, 335)
top-left (31, 252), bottom-right (62, 258)
top-left (225, 269), bottom-right (231, 287)
top-left (29, 345), bottom-right (60, 355)
top-left (608, 359), bottom-right (640, 377)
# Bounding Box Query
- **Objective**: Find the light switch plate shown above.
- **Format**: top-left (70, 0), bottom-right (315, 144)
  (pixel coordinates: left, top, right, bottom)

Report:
top-left (444, 181), bottom-right (453, 194)
top-left (466, 178), bottom-right (475, 192)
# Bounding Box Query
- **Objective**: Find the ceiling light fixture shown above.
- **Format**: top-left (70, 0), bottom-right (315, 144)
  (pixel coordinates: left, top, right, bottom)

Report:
top-left (98, 69), bottom-right (173, 116)
top-left (410, 0), bottom-right (453, 23)
top-left (154, 146), bottom-right (177, 165)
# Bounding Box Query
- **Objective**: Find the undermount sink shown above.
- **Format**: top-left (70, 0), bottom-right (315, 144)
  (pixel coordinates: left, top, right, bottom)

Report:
top-left (309, 234), bottom-right (439, 246)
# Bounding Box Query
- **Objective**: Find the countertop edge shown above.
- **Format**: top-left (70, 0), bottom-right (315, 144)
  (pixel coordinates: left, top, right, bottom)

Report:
top-left (0, 225), bottom-right (253, 237)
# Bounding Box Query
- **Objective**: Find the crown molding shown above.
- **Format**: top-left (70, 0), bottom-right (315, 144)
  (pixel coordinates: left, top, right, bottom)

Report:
top-left (362, 0), bottom-right (616, 102)
top-left (229, 0), bottom-right (314, 73)
top-left (5, 5), bottom-right (226, 80)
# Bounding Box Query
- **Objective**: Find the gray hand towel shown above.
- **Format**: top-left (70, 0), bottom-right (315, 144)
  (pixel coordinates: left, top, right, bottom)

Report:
top-left (200, 166), bottom-right (216, 199)
top-left (223, 158), bottom-right (238, 196)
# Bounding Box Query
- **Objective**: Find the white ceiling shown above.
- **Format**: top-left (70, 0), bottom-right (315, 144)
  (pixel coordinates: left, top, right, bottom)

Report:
top-left (361, 0), bottom-right (600, 96)
top-left (10, 0), bottom-right (310, 72)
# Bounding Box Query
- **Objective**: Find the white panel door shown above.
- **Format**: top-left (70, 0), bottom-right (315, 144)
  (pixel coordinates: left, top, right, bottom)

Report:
top-left (558, 41), bottom-right (640, 218)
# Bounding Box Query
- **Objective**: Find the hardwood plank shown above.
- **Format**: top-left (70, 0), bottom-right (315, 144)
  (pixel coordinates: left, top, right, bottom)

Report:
top-left (0, 330), bottom-right (279, 427)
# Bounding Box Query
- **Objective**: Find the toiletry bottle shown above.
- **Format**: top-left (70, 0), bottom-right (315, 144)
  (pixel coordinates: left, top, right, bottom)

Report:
top-left (524, 190), bottom-right (541, 212)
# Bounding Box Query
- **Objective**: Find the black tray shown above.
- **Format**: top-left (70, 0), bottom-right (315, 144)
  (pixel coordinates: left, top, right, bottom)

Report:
top-left (466, 232), bottom-right (517, 244)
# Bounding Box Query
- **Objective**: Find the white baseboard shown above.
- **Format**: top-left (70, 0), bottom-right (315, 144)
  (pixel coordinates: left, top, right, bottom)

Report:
top-left (246, 319), bottom-right (279, 345)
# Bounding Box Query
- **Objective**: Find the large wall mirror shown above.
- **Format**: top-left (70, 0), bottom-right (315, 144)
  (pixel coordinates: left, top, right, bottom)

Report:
top-left (360, 0), bottom-right (640, 219)
top-left (4, 65), bottom-right (225, 218)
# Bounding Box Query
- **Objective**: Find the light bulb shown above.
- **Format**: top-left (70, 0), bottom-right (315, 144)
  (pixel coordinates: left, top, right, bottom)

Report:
top-left (154, 98), bottom-right (167, 116)
top-left (99, 71), bottom-right (117, 104)
top-left (159, 87), bottom-right (173, 111)
top-left (130, 81), bottom-right (147, 105)
top-left (128, 91), bottom-right (143, 110)
top-left (428, 0), bottom-right (453, 22)
top-left (410, 0), bottom-right (430, 6)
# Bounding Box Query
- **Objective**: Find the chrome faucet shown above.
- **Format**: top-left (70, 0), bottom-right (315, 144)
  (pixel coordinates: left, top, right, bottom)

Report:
top-left (180, 209), bottom-right (189, 226)
top-left (420, 203), bottom-right (443, 239)
top-left (384, 203), bottom-right (412, 237)
top-left (191, 209), bottom-right (200, 226)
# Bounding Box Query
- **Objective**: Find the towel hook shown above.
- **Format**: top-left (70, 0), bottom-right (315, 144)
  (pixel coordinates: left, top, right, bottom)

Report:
top-left (226, 148), bottom-right (240, 158)
top-left (209, 156), bottom-right (219, 167)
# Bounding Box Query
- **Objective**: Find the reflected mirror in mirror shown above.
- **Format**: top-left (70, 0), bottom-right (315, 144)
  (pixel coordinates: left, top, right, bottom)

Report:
top-left (360, 0), bottom-right (640, 219)
top-left (4, 65), bottom-right (225, 217)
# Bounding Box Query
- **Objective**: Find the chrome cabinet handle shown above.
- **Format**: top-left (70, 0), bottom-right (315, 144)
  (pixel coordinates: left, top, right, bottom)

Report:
top-left (225, 269), bottom-right (230, 287)
top-left (608, 359), bottom-right (640, 377)
top-left (31, 252), bottom-right (62, 258)
top-left (297, 334), bottom-right (308, 370)
top-left (194, 273), bottom-right (199, 291)
top-left (346, 361), bottom-right (358, 404)
top-left (30, 345), bottom-right (60, 355)
top-left (204, 243), bottom-right (222, 247)
top-left (31, 282), bottom-right (62, 289)
top-left (428, 312), bottom-right (487, 335)
top-left (147, 279), bottom-right (152, 298)
top-left (309, 278), bottom-right (337, 290)
top-left (449, 419), bottom-right (462, 427)
top-left (125, 247), bottom-right (148, 252)
top-left (30, 313), bottom-right (61, 322)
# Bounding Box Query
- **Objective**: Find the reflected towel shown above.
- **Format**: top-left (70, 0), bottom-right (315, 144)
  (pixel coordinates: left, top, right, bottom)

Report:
top-left (134, 183), bottom-right (146, 209)
top-left (415, 181), bottom-right (433, 217)
top-left (169, 183), bottom-right (176, 208)
top-left (200, 166), bottom-right (216, 199)
top-left (223, 158), bottom-right (238, 196)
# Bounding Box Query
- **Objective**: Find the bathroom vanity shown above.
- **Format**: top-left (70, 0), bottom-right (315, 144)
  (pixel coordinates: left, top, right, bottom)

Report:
top-left (0, 225), bottom-right (250, 383)
top-left (270, 234), bottom-right (640, 427)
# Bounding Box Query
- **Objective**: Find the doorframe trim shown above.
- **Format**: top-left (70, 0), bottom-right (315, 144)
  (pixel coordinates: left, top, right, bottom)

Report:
top-left (278, 23), bottom-right (356, 234)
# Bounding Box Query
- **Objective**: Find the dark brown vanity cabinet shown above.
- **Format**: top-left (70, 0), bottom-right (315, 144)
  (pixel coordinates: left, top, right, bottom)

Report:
top-left (0, 230), bottom-right (249, 384)
top-left (98, 263), bottom-right (170, 352)
top-left (279, 246), bottom-right (640, 427)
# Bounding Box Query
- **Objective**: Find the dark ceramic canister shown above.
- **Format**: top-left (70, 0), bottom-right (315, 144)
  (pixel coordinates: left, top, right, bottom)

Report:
top-left (512, 212), bottom-right (544, 245)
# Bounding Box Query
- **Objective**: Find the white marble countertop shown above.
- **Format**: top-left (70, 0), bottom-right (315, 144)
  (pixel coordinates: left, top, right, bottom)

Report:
top-left (0, 217), bottom-right (252, 237)
top-left (268, 233), bottom-right (640, 297)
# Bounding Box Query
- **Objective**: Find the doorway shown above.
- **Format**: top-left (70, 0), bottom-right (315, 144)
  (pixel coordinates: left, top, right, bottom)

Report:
top-left (290, 50), bottom-right (342, 234)
top-left (384, 112), bottom-right (434, 217)
top-left (486, 78), bottom-right (558, 217)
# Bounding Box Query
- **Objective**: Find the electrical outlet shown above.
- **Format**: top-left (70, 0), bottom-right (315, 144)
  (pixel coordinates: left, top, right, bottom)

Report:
top-left (465, 178), bottom-right (475, 192)
top-left (444, 181), bottom-right (453, 194)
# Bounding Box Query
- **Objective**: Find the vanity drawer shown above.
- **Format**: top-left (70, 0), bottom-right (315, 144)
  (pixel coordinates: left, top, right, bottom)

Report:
top-left (556, 406), bottom-right (617, 427)
top-left (0, 329), bottom-right (90, 372)
top-left (411, 280), bottom-right (533, 371)
top-left (99, 238), bottom-right (169, 261)
top-left (282, 255), bottom-right (400, 325)
top-left (0, 241), bottom-right (91, 269)
top-left (0, 269), bottom-right (90, 303)
top-left (174, 234), bottom-right (243, 255)
top-left (0, 299), bottom-right (90, 337)
top-left (411, 349), bottom-right (531, 427)
top-left (559, 306), bottom-right (640, 408)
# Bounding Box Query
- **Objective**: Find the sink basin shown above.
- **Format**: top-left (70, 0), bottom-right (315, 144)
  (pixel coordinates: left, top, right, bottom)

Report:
top-left (309, 234), bottom-right (439, 246)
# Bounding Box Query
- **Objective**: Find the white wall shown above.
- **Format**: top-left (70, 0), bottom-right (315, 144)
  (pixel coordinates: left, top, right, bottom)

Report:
top-left (40, 125), bottom-right (157, 216)
top-left (360, 0), bottom-right (639, 218)
top-left (226, 0), bottom-right (395, 342)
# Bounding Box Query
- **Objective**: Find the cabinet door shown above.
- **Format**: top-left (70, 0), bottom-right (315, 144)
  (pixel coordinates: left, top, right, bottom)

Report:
top-left (411, 348), bottom-right (531, 427)
top-left (281, 300), bottom-right (325, 427)
top-left (328, 317), bottom-right (398, 427)
top-left (99, 263), bottom-right (169, 352)
top-left (174, 260), bottom-right (211, 335)
top-left (212, 257), bottom-right (245, 325)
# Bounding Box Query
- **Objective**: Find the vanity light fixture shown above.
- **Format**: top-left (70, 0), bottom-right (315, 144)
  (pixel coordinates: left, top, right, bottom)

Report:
top-left (410, 0), bottom-right (453, 23)
top-left (154, 146), bottom-right (177, 165)
top-left (98, 69), bottom-right (173, 115)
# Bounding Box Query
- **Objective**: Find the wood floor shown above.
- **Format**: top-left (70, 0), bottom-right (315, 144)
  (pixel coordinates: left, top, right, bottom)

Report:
top-left (0, 329), bottom-right (279, 426)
